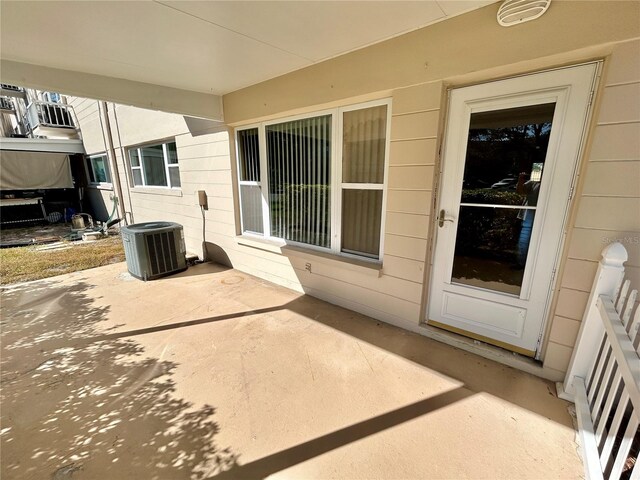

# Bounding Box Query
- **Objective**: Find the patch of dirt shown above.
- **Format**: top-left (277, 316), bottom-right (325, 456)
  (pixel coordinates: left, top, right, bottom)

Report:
top-left (0, 223), bottom-right (72, 244)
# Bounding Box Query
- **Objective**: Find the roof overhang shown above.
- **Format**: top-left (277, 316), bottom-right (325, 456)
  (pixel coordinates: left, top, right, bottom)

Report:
top-left (0, 137), bottom-right (85, 155)
top-left (1, 60), bottom-right (224, 121)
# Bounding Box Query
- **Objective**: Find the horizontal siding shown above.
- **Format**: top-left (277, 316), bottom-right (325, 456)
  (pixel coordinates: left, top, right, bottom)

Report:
top-left (387, 165), bottom-right (435, 190)
top-left (543, 342), bottom-right (573, 373)
top-left (386, 190), bottom-right (433, 215)
top-left (567, 227), bottom-right (640, 267)
top-left (581, 161), bottom-right (640, 197)
top-left (385, 213), bottom-right (431, 241)
top-left (384, 234), bottom-right (428, 261)
top-left (382, 255), bottom-right (426, 283)
top-left (392, 82), bottom-right (442, 115)
top-left (589, 123), bottom-right (640, 161)
top-left (554, 288), bottom-right (590, 322)
top-left (574, 197), bottom-right (640, 231)
top-left (390, 138), bottom-right (438, 166)
top-left (390, 111), bottom-right (439, 140)
top-left (559, 259), bottom-right (598, 292)
top-left (596, 82), bottom-right (640, 124)
top-left (546, 39), bottom-right (640, 374)
top-left (93, 91), bottom-right (437, 327)
top-left (548, 315), bottom-right (581, 348)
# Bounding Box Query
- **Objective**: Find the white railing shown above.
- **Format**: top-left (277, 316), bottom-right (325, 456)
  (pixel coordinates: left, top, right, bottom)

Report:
top-left (0, 84), bottom-right (24, 93)
top-left (24, 101), bottom-right (77, 132)
top-left (562, 242), bottom-right (639, 480)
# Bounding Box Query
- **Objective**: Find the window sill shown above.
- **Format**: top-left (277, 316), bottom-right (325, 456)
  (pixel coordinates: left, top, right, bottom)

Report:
top-left (236, 235), bottom-right (382, 277)
top-left (131, 187), bottom-right (183, 197)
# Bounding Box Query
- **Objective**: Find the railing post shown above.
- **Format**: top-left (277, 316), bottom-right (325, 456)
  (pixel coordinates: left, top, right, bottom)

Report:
top-left (559, 242), bottom-right (628, 401)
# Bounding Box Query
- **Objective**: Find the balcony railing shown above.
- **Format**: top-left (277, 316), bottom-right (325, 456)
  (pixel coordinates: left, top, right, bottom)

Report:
top-left (0, 84), bottom-right (24, 93)
top-left (24, 101), bottom-right (79, 138)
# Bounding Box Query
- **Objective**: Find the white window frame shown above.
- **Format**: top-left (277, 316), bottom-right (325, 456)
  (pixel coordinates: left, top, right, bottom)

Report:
top-left (42, 91), bottom-right (60, 103)
top-left (235, 123), bottom-right (266, 235)
top-left (236, 98), bottom-right (391, 261)
top-left (128, 140), bottom-right (181, 189)
top-left (85, 153), bottom-right (112, 187)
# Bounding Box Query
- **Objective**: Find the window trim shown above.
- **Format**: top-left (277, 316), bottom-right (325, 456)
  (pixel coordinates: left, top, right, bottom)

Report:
top-left (235, 123), bottom-right (267, 235)
top-left (85, 152), bottom-right (112, 187)
top-left (235, 98), bottom-right (391, 261)
top-left (127, 139), bottom-right (181, 190)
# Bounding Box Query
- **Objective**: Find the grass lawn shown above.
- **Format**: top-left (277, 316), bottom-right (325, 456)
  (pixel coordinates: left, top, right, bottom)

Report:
top-left (0, 235), bottom-right (125, 285)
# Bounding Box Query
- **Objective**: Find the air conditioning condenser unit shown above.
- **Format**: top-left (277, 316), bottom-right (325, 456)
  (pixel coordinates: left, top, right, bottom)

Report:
top-left (121, 221), bottom-right (187, 280)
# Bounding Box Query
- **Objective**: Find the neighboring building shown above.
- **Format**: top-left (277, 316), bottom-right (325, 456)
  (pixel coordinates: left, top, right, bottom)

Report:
top-left (12, 2), bottom-right (638, 384)
top-left (0, 85), bottom-right (85, 226)
top-left (67, 98), bottom-right (228, 260)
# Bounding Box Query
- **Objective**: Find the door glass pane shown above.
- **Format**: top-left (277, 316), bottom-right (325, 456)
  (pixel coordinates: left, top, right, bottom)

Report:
top-left (266, 115), bottom-right (331, 248)
top-left (451, 102), bottom-right (555, 296)
top-left (341, 189), bottom-right (383, 258)
top-left (452, 206), bottom-right (536, 296)
top-left (342, 105), bottom-right (387, 183)
top-left (461, 103), bottom-right (555, 207)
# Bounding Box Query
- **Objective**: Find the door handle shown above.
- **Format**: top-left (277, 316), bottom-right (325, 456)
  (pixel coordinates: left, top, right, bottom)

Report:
top-left (438, 209), bottom-right (455, 228)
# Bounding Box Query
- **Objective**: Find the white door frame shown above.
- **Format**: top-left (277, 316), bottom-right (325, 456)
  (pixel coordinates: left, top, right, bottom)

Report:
top-left (426, 62), bottom-right (600, 358)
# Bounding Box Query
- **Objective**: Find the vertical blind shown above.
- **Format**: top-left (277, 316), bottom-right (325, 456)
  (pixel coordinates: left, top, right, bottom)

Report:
top-left (341, 105), bottom-right (387, 257)
top-left (236, 102), bottom-right (389, 260)
top-left (266, 115), bottom-right (331, 248)
top-left (342, 105), bottom-right (387, 183)
top-left (237, 128), bottom-right (263, 234)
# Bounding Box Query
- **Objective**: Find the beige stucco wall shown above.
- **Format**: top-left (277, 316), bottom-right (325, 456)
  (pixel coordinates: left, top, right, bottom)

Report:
top-left (220, 1), bottom-right (640, 380)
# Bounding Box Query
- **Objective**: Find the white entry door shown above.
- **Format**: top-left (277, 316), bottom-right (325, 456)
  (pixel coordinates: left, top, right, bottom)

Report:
top-left (428, 63), bottom-right (598, 356)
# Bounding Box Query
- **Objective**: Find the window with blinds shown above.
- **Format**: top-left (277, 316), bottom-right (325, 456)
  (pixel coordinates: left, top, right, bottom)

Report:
top-left (236, 99), bottom-right (390, 260)
top-left (237, 128), bottom-right (263, 234)
top-left (341, 104), bottom-right (387, 258)
top-left (267, 115), bottom-right (331, 248)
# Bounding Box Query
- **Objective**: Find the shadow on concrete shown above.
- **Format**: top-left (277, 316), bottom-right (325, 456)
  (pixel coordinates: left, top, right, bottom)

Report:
top-left (0, 281), bottom-right (238, 479)
top-left (210, 386), bottom-right (472, 480)
top-left (76, 305), bottom-right (287, 346)
top-left (1, 264), bottom-right (574, 479)
top-left (200, 293), bottom-right (573, 479)
top-left (281, 294), bottom-right (570, 425)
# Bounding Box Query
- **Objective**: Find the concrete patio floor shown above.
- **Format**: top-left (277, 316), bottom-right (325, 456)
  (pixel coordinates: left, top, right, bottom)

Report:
top-left (1, 261), bottom-right (584, 479)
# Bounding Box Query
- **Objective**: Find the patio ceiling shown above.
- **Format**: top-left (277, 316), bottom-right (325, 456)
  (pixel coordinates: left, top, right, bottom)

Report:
top-left (0, 1), bottom-right (494, 119)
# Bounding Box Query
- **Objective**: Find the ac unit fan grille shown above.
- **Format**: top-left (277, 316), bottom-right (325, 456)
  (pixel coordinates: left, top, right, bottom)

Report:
top-left (146, 231), bottom-right (178, 276)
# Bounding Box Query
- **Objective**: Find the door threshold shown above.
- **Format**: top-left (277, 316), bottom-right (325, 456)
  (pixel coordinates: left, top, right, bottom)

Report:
top-left (418, 322), bottom-right (555, 381)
